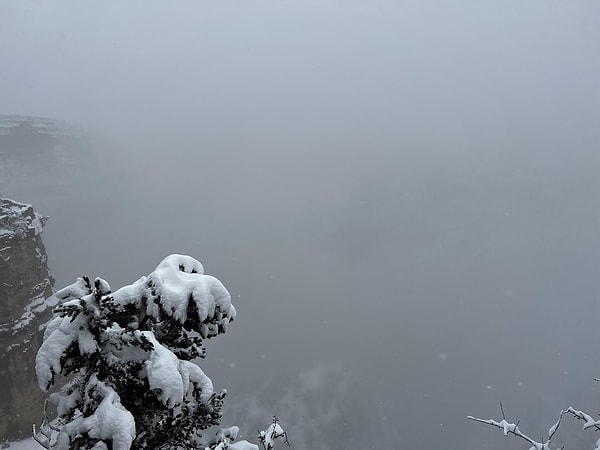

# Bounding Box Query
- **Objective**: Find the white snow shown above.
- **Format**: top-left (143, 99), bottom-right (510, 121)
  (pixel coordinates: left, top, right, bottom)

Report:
top-left (21, 426), bottom-right (260, 450)
top-left (147, 254), bottom-right (235, 326)
top-left (2, 438), bottom-right (38, 449)
top-left (216, 426), bottom-right (239, 442)
top-left (55, 277), bottom-right (92, 302)
top-left (34, 254), bottom-right (243, 449)
top-left (11, 294), bottom-right (58, 332)
top-left (179, 360), bottom-right (213, 403)
top-left (0, 198), bottom-right (48, 240)
top-left (30, 214), bottom-right (44, 235)
top-left (227, 441), bottom-right (259, 450)
top-left (77, 328), bottom-right (99, 354)
top-left (143, 332), bottom-right (214, 407)
top-left (499, 419), bottom-right (517, 436)
top-left (111, 254), bottom-right (236, 331)
top-left (259, 422), bottom-right (288, 449)
top-left (36, 295), bottom-right (102, 390)
top-left (94, 277), bottom-right (111, 295)
top-left (206, 427), bottom-right (259, 450)
top-left (54, 376), bottom-right (135, 450)
top-left (144, 331), bottom-right (185, 407)
top-left (36, 321), bottom-right (77, 391)
top-left (567, 407), bottom-right (600, 430)
top-left (52, 387), bottom-right (82, 417)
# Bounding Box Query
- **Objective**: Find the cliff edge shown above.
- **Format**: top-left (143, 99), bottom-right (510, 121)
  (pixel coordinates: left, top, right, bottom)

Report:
top-left (0, 198), bottom-right (55, 440)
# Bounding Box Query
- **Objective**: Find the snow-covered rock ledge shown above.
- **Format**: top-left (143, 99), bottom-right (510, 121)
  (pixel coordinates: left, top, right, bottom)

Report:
top-left (0, 198), bottom-right (55, 440)
top-left (0, 198), bottom-right (47, 242)
top-left (0, 198), bottom-right (54, 326)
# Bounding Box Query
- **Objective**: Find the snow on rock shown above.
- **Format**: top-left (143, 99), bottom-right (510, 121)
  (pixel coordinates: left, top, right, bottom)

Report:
top-left (0, 199), bottom-right (48, 243)
top-left (0, 198), bottom-right (54, 439)
top-left (0, 198), bottom-right (53, 329)
top-left (11, 293), bottom-right (58, 332)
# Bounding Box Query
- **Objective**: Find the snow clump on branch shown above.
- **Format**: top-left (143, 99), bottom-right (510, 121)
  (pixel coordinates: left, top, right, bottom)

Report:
top-left (34, 254), bottom-right (237, 449)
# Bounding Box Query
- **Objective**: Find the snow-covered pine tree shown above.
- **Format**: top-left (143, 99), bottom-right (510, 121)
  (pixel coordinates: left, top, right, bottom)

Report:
top-left (34, 254), bottom-right (242, 449)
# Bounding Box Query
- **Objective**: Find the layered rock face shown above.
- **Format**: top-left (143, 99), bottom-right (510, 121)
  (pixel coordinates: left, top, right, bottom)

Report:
top-left (0, 198), bottom-right (55, 440)
top-left (0, 115), bottom-right (90, 203)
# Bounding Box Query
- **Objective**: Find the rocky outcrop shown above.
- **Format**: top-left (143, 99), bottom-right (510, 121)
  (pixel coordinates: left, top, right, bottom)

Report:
top-left (0, 198), bottom-right (55, 440)
top-left (0, 115), bottom-right (90, 201)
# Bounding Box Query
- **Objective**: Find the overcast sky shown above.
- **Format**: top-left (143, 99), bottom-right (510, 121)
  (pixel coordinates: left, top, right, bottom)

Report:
top-left (2, 1), bottom-right (600, 448)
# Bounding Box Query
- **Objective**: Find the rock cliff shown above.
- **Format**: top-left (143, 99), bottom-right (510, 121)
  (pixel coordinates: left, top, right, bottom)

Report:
top-left (0, 115), bottom-right (91, 203)
top-left (0, 198), bottom-right (55, 440)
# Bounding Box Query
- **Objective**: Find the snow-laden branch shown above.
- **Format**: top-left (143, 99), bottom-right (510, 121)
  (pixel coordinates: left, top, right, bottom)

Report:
top-left (54, 375), bottom-right (136, 450)
top-left (204, 417), bottom-right (290, 450)
top-left (470, 399), bottom-right (600, 450)
top-left (564, 407), bottom-right (600, 432)
top-left (468, 402), bottom-right (564, 450)
top-left (204, 426), bottom-right (258, 450)
top-left (34, 254), bottom-right (237, 449)
top-left (258, 416), bottom-right (290, 450)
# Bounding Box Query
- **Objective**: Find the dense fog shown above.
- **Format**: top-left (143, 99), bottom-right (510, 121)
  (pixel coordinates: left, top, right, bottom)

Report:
top-left (2, 1), bottom-right (600, 448)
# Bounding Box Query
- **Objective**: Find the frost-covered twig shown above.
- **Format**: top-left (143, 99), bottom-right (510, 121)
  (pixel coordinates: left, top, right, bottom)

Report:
top-left (564, 407), bottom-right (600, 432)
top-left (468, 402), bottom-right (564, 450)
top-left (257, 416), bottom-right (290, 450)
top-left (470, 399), bottom-right (600, 450)
top-left (32, 399), bottom-right (65, 449)
top-left (32, 423), bottom-right (50, 450)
